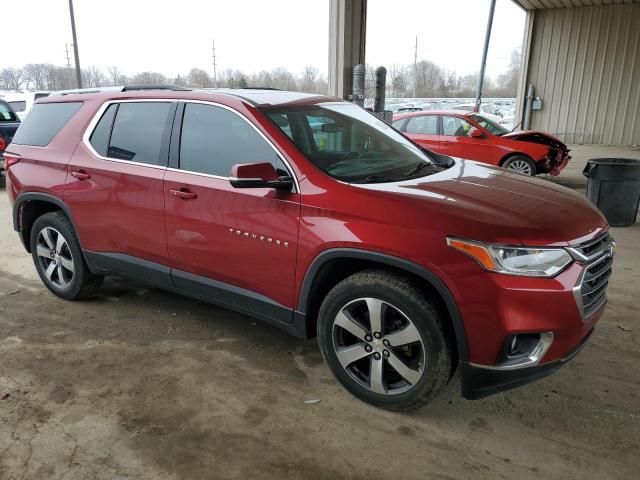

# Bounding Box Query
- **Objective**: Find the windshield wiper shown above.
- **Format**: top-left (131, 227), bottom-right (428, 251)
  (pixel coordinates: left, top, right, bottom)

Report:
top-left (402, 161), bottom-right (440, 177)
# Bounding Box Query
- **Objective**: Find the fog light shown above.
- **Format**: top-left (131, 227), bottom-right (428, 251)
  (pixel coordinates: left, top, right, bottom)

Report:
top-left (490, 332), bottom-right (555, 370)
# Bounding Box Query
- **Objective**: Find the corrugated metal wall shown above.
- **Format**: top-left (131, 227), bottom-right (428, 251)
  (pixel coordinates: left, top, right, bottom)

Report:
top-left (524, 3), bottom-right (640, 145)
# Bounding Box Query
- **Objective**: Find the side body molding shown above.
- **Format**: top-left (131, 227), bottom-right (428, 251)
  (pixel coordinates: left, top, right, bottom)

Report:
top-left (297, 248), bottom-right (469, 362)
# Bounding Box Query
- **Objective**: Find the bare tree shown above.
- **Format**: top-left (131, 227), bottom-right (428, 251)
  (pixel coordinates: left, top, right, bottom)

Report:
top-left (0, 67), bottom-right (26, 91)
top-left (301, 65), bottom-right (319, 93)
top-left (83, 66), bottom-right (106, 88)
top-left (187, 68), bottom-right (211, 88)
top-left (130, 71), bottom-right (168, 85)
top-left (107, 66), bottom-right (123, 86)
top-left (389, 65), bottom-right (408, 97)
top-left (23, 64), bottom-right (50, 90)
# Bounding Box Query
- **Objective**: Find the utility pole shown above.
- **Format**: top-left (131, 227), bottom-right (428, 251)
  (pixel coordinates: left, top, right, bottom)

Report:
top-left (475, 0), bottom-right (496, 112)
top-left (65, 43), bottom-right (72, 68)
top-left (211, 39), bottom-right (218, 88)
top-left (68, 0), bottom-right (82, 88)
top-left (413, 36), bottom-right (418, 98)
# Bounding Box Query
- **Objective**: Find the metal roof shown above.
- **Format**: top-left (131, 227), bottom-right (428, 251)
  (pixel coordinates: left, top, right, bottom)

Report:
top-left (513, 0), bottom-right (640, 9)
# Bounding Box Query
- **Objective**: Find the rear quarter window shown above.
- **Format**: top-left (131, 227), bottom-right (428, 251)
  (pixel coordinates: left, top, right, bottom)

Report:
top-left (12, 102), bottom-right (83, 147)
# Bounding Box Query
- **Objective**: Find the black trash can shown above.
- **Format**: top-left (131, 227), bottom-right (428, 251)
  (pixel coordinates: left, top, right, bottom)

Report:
top-left (583, 158), bottom-right (640, 227)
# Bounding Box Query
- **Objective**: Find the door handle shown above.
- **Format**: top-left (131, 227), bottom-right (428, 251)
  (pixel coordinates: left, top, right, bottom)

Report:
top-left (70, 170), bottom-right (91, 180)
top-left (169, 188), bottom-right (198, 200)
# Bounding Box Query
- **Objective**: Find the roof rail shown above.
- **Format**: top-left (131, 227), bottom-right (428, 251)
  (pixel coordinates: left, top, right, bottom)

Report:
top-left (51, 85), bottom-right (190, 96)
top-left (51, 86), bottom-right (123, 96)
top-left (122, 84), bottom-right (190, 92)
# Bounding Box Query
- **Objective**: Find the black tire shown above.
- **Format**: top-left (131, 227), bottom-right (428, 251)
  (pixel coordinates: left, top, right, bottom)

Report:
top-left (502, 155), bottom-right (536, 176)
top-left (317, 270), bottom-right (452, 411)
top-left (30, 211), bottom-right (103, 300)
top-left (0, 171), bottom-right (6, 189)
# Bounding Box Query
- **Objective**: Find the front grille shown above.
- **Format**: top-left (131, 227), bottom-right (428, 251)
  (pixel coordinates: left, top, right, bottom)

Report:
top-left (580, 253), bottom-right (613, 318)
top-left (572, 233), bottom-right (613, 261)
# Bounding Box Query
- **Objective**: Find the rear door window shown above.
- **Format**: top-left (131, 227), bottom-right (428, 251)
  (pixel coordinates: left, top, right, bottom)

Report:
top-left (405, 115), bottom-right (438, 135)
top-left (107, 102), bottom-right (172, 165)
top-left (11, 102), bottom-right (83, 146)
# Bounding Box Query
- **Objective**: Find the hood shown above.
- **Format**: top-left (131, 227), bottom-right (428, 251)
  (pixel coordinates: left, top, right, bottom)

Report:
top-left (502, 130), bottom-right (567, 149)
top-left (354, 159), bottom-right (607, 246)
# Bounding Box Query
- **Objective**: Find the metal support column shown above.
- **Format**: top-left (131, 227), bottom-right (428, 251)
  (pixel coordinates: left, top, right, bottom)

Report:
top-left (328, 0), bottom-right (367, 99)
top-left (474, 0), bottom-right (496, 112)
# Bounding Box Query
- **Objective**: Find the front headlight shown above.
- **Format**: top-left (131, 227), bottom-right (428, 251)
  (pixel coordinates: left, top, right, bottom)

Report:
top-left (447, 237), bottom-right (572, 277)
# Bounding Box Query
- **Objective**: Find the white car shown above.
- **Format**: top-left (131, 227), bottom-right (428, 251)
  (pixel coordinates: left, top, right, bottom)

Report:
top-left (3, 91), bottom-right (51, 121)
top-left (452, 103), bottom-right (502, 123)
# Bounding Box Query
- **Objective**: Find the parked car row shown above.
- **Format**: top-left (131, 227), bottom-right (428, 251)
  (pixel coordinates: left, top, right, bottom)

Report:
top-left (1, 91), bottom-right (51, 121)
top-left (0, 99), bottom-right (21, 188)
top-left (4, 86), bottom-right (610, 411)
top-left (393, 109), bottom-right (571, 176)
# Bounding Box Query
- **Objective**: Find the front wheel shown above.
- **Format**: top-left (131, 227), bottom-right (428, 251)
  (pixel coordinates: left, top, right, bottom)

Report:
top-left (503, 155), bottom-right (536, 176)
top-left (317, 271), bottom-right (452, 411)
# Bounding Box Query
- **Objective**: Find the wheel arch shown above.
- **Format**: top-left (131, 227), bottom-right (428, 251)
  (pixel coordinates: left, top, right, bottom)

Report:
top-left (13, 193), bottom-right (75, 253)
top-left (297, 248), bottom-right (469, 363)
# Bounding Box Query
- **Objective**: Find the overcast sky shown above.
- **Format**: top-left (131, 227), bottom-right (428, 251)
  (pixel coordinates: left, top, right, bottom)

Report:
top-left (4, 0), bottom-right (525, 78)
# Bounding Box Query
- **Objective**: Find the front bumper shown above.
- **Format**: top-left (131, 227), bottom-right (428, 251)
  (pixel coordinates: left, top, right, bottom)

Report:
top-left (461, 328), bottom-right (593, 399)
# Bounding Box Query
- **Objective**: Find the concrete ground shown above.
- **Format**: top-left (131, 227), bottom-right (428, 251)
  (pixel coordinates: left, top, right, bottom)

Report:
top-left (1, 146), bottom-right (639, 480)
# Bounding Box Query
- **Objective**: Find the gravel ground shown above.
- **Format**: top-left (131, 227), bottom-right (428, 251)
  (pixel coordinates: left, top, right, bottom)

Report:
top-left (1, 146), bottom-right (639, 479)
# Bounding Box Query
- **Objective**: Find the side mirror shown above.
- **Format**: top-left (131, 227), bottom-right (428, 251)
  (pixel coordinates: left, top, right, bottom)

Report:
top-left (229, 162), bottom-right (293, 191)
top-left (470, 128), bottom-right (486, 138)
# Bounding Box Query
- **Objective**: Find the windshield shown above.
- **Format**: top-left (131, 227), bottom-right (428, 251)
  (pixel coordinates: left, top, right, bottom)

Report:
top-left (469, 114), bottom-right (509, 136)
top-left (261, 102), bottom-right (441, 183)
top-left (0, 101), bottom-right (18, 122)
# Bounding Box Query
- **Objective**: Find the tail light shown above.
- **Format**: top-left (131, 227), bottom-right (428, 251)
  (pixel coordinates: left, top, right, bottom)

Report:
top-left (0, 136), bottom-right (6, 152)
top-left (3, 154), bottom-right (20, 168)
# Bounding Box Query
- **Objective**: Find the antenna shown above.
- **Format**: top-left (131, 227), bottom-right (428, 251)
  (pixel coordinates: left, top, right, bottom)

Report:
top-left (65, 43), bottom-right (72, 68)
top-left (413, 35), bottom-right (418, 98)
top-left (212, 39), bottom-right (218, 88)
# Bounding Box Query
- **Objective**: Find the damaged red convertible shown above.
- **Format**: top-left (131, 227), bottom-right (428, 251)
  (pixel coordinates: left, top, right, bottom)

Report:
top-left (392, 110), bottom-right (570, 176)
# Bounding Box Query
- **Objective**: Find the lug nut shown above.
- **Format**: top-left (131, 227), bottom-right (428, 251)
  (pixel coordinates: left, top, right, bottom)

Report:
top-left (365, 344), bottom-right (372, 353)
top-left (365, 334), bottom-right (372, 342)
top-left (374, 352), bottom-right (381, 360)
top-left (383, 349), bottom-right (390, 357)
top-left (373, 332), bottom-right (381, 339)
top-left (383, 339), bottom-right (390, 346)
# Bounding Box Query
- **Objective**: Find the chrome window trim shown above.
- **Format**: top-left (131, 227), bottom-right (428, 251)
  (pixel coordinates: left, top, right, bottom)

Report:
top-left (81, 99), bottom-right (174, 170)
top-left (82, 98), bottom-right (300, 192)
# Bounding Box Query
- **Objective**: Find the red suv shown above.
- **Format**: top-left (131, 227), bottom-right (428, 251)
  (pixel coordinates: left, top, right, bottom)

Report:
top-left (5, 87), bottom-right (613, 411)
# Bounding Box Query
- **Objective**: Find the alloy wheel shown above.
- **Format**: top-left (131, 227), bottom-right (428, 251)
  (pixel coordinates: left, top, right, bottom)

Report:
top-left (35, 227), bottom-right (75, 290)
top-left (332, 297), bottom-right (425, 395)
top-left (506, 159), bottom-right (533, 175)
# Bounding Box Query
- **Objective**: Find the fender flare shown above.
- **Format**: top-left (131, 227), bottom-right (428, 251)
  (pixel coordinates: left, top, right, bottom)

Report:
top-left (297, 248), bottom-right (469, 362)
top-left (13, 192), bottom-right (74, 231)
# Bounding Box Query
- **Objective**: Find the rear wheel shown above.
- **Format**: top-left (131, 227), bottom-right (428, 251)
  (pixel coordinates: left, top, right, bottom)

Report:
top-left (30, 212), bottom-right (103, 299)
top-left (317, 270), bottom-right (452, 411)
top-left (503, 155), bottom-right (536, 175)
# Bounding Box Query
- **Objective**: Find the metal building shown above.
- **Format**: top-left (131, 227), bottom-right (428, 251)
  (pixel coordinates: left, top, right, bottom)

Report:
top-left (514, 0), bottom-right (640, 145)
